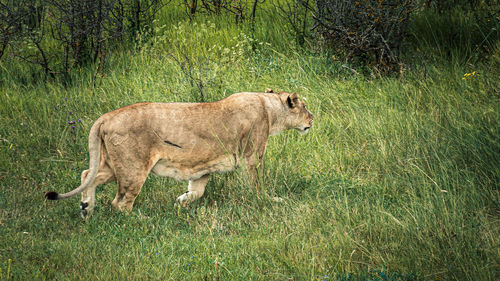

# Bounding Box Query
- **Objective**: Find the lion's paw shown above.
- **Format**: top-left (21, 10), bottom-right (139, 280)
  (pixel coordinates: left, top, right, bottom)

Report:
top-left (80, 201), bottom-right (93, 219)
top-left (175, 192), bottom-right (191, 209)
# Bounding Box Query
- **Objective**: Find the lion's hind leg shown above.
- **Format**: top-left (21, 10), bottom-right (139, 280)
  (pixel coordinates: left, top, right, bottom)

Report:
top-left (175, 174), bottom-right (210, 208)
top-left (110, 161), bottom-right (156, 212)
top-left (80, 163), bottom-right (115, 218)
top-left (111, 174), bottom-right (149, 212)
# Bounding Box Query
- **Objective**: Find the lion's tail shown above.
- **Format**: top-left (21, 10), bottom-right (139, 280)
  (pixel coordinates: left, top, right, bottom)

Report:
top-left (45, 121), bottom-right (103, 200)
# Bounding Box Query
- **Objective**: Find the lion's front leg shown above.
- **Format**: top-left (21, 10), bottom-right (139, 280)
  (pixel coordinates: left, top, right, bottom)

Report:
top-left (245, 164), bottom-right (261, 194)
top-left (243, 152), bottom-right (264, 194)
top-left (176, 174), bottom-right (210, 208)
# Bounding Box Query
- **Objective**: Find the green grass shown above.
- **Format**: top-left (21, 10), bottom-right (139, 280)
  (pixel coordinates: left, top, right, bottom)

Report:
top-left (0, 6), bottom-right (499, 281)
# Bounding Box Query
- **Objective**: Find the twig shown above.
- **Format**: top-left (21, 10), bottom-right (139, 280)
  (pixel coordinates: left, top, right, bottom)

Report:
top-left (341, 64), bottom-right (359, 75)
top-left (166, 52), bottom-right (205, 102)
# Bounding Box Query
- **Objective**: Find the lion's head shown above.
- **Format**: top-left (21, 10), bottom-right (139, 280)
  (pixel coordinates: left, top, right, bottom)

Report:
top-left (265, 88), bottom-right (314, 135)
top-left (284, 92), bottom-right (314, 134)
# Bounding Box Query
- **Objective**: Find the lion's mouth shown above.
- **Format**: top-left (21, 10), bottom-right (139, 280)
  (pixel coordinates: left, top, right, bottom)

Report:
top-left (296, 126), bottom-right (311, 135)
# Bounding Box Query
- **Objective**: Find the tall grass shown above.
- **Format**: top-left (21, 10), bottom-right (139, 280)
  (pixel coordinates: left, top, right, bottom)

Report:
top-left (0, 6), bottom-right (499, 281)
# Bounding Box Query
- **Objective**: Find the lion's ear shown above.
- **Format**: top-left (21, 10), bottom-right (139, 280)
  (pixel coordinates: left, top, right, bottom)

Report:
top-left (286, 92), bottom-right (299, 108)
top-left (265, 88), bottom-right (274, 93)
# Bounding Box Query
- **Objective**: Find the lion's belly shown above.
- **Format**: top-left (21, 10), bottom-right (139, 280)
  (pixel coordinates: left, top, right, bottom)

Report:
top-left (150, 154), bottom-right (237, 181)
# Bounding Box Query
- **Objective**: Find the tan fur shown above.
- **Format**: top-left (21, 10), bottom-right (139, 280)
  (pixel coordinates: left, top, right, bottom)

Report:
top-left (45, 90), bottom-right (313, 217)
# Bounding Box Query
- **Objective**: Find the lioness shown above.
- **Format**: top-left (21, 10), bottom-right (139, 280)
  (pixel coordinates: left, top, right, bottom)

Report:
top-left (45, 89), bottom-right (313, 218)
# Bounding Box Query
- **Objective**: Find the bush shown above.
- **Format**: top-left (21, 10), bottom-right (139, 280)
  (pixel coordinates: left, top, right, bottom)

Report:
top-left (0, 0), bottom-right (166, 76)
top-left (310, 0), bottom-right (416, 72)
top-left (274, 0), bottom-right (311, 46)
top-left (0, 1), bottom-right (44, 63)
top-left (182, 0), bottom-right (262, 24)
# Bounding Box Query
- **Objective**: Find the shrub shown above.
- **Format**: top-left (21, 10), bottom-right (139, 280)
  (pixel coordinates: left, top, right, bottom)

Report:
top-left (0, 1), bottom-right (45, 64)
top-left (0, 0), bottom-right (166, 76)
top-left (310, 0), bottom-right (416, 72)
top-left (182, 0), bottom-right (263, 24)
top-left (274, 0), bottom-right (311, 46)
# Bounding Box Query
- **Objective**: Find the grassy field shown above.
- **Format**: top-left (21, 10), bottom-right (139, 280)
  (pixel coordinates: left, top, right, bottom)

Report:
top-left (1, 5), bottom-right (499, 281)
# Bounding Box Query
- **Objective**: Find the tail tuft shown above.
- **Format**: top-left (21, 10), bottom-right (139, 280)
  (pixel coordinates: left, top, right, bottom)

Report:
top-left (45, 191), bottom-right (59, 200)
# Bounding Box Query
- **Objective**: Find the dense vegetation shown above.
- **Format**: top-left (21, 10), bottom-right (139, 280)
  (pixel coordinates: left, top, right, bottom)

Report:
top-left (1, 1), bottom-right (499, 280)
